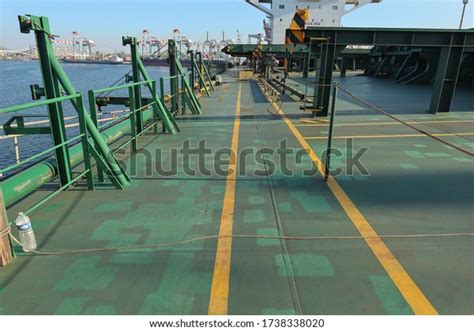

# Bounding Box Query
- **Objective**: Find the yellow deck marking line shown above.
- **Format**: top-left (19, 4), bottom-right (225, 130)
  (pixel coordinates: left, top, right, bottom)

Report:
top-left (272, 101), bottom-right (438, 315)
top-left (300, 119), bottom-right (330, 124)
top-left (305, 132), bottom-right (474, 140)
top-left (208, 79), bottom-right (242, 315)
top-left (296, 119), bottom-right (474, 127)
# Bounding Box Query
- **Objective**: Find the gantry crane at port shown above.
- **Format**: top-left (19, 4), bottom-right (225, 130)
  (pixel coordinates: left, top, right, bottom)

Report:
top-left (51, 31), bottom-right (95, 59)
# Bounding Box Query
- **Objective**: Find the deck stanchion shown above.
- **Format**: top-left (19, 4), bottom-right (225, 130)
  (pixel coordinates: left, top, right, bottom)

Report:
top-left (150, 80), bottom-right (159, 134)
top-left (168, 39), bottom-right (179, 115)
top-left (189, 72), bottom-right (193, 93)
top-left (128, 86), bottom-right (137, 152)
top-left (22, 15), bottom-right (73, 186)
top-left (181, 76), bottom-right (186, 115)
top-left (325, 82), bottom-right (338, 181)
top-left (193, 55), bottom-right (210, 97)
top-left (130, 38), bottom-right (143, 134)
top-left (124, 35), bottom-right (180, 134)
top-left (76, 94), bottom-right (94, 190)
top-left (159, 77), bottom-right (166, 133)
top-left (197, 52), bottom-right (203, 90)
top-left (88, 90), bottom-right (104, 182)
top-left (202, 59), bottom-right (216, 91)
top-left (188, 50), bottom-right (195, 92)
top-left (13, 137), bottom-right (20, 164)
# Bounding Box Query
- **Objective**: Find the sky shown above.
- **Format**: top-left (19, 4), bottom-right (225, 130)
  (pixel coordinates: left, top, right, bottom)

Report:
top-left (0, 0), bottom-right (472, 52)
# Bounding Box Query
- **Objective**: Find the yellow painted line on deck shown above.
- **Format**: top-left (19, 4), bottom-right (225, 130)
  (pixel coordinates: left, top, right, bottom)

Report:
top-left (296, 119), bottom-right (474, 127)
top-left (272, 101), bottom-right (438, 315)
top-left (305, 132), bottom-right (474, 140)
top-left (208, 79), bottom-right (242, 315)
top-left (300, 119), bottom-right (330, 125)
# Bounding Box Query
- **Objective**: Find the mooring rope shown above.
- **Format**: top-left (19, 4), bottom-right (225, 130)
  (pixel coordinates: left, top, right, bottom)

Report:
top-left (0, 226), bottom-right (11, 239)
top-left (3, 226), bottom-right (474, 257)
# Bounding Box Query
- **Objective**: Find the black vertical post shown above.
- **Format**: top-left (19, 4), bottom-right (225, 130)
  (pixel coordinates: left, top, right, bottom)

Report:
top-left (130, 38), bottom-right (143, 134)
top-left (197, 51), bottom-right (203, 90)
top-left (316, 38), bottom-right (337, 117)
top-left (188, 50), bottom-right (195, 92)
top-left (340, 57), bottom-right (347, 77)
top-left (325, 83), bottom-right (338, 181)
top-left (168, 39), bottom-right (179, 116)
top-left (429, 34), bottom-right (465, 114)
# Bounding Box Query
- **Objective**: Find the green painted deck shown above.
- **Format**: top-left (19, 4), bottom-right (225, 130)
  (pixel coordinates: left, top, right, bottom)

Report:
top-left (1, 69), bottom-right (473, 315)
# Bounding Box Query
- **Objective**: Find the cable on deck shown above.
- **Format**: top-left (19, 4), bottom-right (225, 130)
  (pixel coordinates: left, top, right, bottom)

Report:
top-left (6, 230), bottom-right (474, 257)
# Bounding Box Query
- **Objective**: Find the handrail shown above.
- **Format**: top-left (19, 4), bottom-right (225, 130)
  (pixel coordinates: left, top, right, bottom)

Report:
top-left (0, 93), bottom-right (86, 176)
top-left (97, 101), bottom-right (155, 129)
top-left (24, 168), bottom-right (90, 216)
top-left (0, 93), bottom-right (81, 114)
top-left (0, 113), bottom-right (126, 141)
top-left (91, 79), bottom-right (154, 95)
top-left (161, 74), bottom-right (185, 81)
top-left (0, 134), bottom-right (84, 174)
top-left (0, 91), bottom-right (95, 214)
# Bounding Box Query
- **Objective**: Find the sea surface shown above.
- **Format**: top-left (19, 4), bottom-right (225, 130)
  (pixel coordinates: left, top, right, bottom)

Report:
top-left (0, 60), bottom-right (171, 172)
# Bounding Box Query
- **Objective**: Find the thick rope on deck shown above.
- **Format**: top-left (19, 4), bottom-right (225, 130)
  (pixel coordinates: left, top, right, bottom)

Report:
top-left (5, 230), bottom-right (474, 257)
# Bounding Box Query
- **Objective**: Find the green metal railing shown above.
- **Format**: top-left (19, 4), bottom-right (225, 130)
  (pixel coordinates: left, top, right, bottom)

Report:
top-left (0, 93), bottom-right (94, 215)
top-left (88, 79), bottom-right (158, 181)
top-left (160, 74), bottom-right (187, 116)
top-left (0, 14), bottom-right (220, 215)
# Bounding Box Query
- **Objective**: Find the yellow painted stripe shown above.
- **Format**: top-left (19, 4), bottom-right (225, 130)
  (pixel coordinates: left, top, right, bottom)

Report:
top-left (305, 132), bottom-right (474, 140)
top-left (299, 119), bottom-right (330, 125)
top-left (271, 101), bottom-right (438, 315)
top-left (296, 119), bottom-right (474, 127)
top-left (208, 79), bottom-right (242, 315)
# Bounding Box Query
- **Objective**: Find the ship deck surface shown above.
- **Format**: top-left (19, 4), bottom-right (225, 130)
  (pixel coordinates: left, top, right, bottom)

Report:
top-left (1, 69), bottom-right (473, 315)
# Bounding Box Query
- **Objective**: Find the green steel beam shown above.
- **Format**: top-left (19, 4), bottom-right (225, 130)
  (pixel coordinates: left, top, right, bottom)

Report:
top-left (168, 39), bottom-right (179, 116)
top-left (175, 60), bottom-right (202, 115)
top-left (300, 27), bottom-right (474, 115)
top-left (196, 52), bottom-right (204, 90)
top-left (194, 52), bottom-right (210, 97)
top-left (201, 60), bottom-right (215, 91)
top-left (303, 27), bottom-right (474, 47)
top-left (136, 59), bottom-right (181, 134)
top-left (122, 37), bottom-right (144, 134)
top-left (17, 14), bottom-right (130, 189)
top-left (429, 35), bottom-right (467, 113)
top-left (222, 44), bottom-right (308, 57)
top-left (50, 51), bottom-right (130, 188)
top-left (188, 50), bottom-right (196, 91)
top-left (19, 15), bottom-right (72, 187)
top-left (122, 36), bottom-right (180, 134)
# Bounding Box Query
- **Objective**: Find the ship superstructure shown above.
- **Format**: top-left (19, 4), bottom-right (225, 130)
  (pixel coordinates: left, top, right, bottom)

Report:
top-left (246, 0), bottom-right (381, 44)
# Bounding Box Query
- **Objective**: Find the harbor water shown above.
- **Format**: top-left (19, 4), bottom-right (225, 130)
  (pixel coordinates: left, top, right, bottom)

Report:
top-left (0, 60), bottom-right (172, 172)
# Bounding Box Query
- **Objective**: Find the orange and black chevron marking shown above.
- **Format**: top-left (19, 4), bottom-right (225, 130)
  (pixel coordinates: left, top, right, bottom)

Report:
top-left (286, 8), bottom-right (310, 46)
top-left (285, 8), bottom-right (309, 70)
